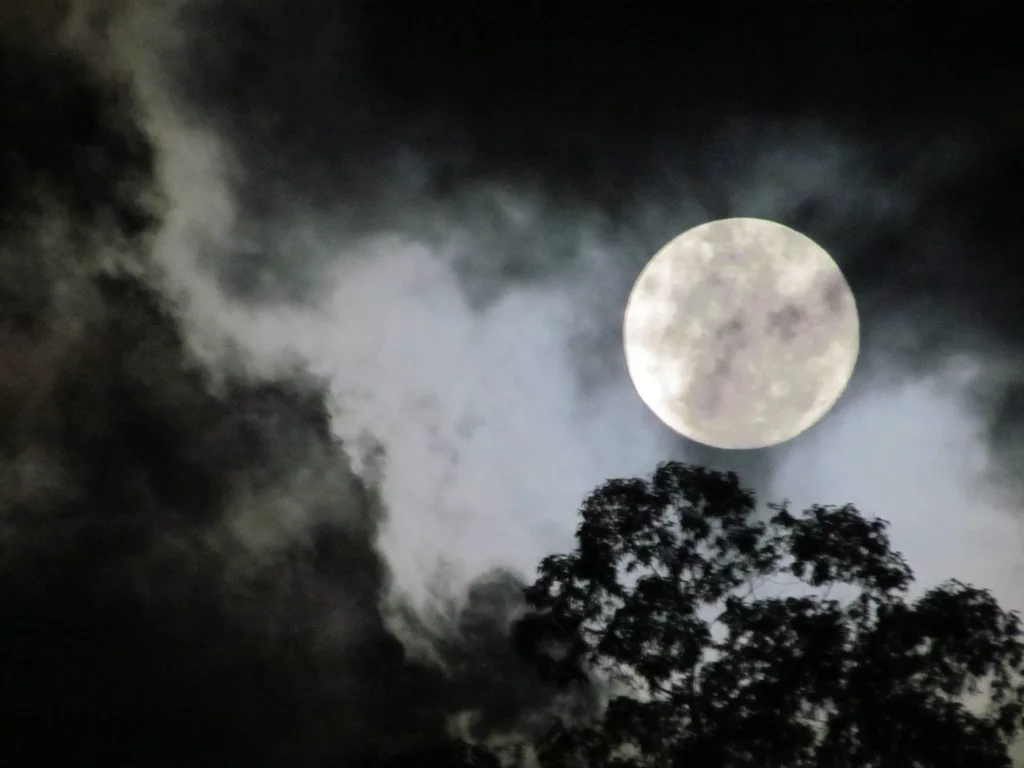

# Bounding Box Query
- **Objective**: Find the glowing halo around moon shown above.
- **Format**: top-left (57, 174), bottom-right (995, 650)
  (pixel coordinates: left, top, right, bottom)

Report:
top-left (623, 217), bottom-right (860, 450)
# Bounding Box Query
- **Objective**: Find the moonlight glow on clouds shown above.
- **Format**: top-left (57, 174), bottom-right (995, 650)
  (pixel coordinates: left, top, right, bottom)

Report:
top-left (1, 2), bottom-right (1022, 763)
top-left (139, 63), bottom-right (1020, 616)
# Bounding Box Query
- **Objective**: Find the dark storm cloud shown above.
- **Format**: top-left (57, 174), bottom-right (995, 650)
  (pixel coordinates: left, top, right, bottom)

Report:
top-left (0, 11), bottom-right (594, 765)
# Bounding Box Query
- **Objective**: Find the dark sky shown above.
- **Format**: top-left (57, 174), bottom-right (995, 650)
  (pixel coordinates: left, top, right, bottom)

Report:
top-left (1, 3), bottom-right (1023, 766)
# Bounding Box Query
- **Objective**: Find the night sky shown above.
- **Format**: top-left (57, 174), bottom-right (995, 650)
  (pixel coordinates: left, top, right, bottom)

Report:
top-left (1, 2), bottom-right (1022, 764)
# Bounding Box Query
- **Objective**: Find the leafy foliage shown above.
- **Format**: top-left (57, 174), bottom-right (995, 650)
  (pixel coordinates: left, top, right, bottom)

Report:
top-left (514, 461), bottom-right (1024, 768)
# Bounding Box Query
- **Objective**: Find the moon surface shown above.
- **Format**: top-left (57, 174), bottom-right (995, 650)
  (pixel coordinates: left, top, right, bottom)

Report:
top-left (623, 217), bottom-right (860, 450)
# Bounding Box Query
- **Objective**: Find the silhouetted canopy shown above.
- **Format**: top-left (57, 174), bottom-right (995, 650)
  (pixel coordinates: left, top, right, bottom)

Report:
top-left (512, 462), bottom-right (1024, 768)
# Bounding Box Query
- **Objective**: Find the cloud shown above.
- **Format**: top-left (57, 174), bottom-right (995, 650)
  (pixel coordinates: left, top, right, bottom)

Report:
top-left (128, 1), bottom-right (1024, 599)
top-left (0, 5), bottom-right (596, 764)
top-left (5, 2), bottom-right (1021, 764)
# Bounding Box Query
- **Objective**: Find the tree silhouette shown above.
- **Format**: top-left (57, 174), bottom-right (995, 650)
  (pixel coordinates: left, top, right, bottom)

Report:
top-left (514, 461), bottom-right (1024, 768)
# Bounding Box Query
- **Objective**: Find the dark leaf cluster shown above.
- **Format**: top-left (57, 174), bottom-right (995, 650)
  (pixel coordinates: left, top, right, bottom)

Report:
top-left (515, 462), bottom-right (1024, 768)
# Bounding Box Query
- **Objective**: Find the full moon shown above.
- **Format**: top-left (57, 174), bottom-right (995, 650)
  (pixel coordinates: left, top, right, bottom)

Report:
top-left (623, 217), bottom-right (860, 450)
